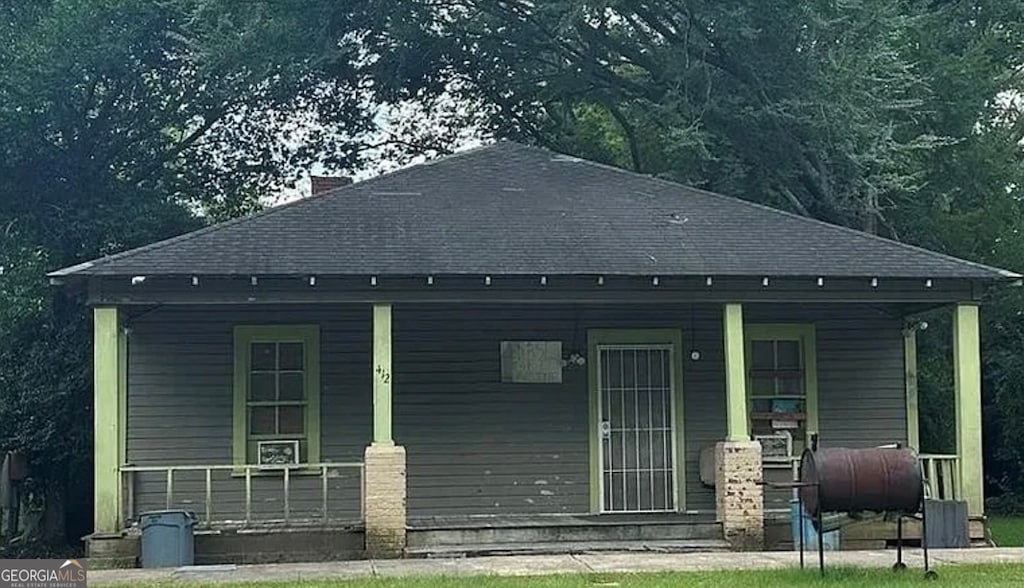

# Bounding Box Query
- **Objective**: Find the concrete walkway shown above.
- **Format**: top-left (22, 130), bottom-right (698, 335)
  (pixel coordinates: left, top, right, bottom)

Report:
top-left (89, 548), bottom-right (1024, 585)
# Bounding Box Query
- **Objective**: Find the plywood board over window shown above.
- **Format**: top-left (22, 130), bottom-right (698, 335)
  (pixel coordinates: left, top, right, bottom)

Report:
top-left (501, 341), bottom-right (563, 383)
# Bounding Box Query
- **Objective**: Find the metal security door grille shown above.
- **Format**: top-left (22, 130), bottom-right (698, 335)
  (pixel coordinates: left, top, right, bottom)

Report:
top-left (598, 345), bottom-right (676, 512)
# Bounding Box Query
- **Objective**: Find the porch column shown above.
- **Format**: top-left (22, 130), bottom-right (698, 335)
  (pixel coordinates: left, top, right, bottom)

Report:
top-left (904, 327), bottom-right (920, 451)
top-left (364, 303), bottom-right (407, 557)
top-left (373, 303), bottom-right (394, 444)
top-left (716, 303), bottom-right (763, 550)
top-left (723, 303), bottom-right (749, 441)
top-left (93, 306), bottom-right (124, 534)
top-left (953, 303), bottom-right (984, 516)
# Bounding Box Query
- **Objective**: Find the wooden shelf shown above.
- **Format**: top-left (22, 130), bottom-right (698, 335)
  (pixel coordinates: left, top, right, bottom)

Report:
top-left (750, 412), bottom-right (806, 421)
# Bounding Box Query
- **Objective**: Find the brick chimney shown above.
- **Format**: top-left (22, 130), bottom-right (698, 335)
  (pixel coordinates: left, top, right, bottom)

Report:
top-left (310, 175), bottom-right (352, 195)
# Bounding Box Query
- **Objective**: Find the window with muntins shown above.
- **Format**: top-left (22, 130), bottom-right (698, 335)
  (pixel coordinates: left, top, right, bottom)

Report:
top-left (249, 341), bottom-right (306, 435)
top-left (233, 326), bottom-right (320, 466)
top-left (746, 325), bottom-right (817, 461)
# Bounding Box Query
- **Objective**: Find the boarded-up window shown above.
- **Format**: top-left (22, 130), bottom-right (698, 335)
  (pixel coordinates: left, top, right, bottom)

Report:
top-left (500, 341), bottom-right (563, 383)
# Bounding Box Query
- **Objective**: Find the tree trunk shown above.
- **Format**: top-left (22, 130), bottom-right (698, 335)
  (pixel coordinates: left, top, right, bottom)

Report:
top-left (40, 477), bottom-right (67, 543)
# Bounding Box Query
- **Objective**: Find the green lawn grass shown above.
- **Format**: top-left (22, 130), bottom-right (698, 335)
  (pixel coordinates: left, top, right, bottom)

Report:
top-left (125, 565), bottom-right (1024, 588)
top-left (989, 516), bottom-right (1024, 547)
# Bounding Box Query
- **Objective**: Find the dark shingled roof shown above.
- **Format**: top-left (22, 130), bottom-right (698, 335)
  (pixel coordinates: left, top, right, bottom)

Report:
top-left (52, 142), bottom-right (1018, 280)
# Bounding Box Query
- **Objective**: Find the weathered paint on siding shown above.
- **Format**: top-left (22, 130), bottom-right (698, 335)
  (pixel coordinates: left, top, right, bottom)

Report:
top-left (125, 305), bottom-right (371, 521)
top-left (124, 303), bottom-right (906, 520)
top-left (391, 304), bottom-right (729, 516)
top-left (393, 304), bottom-right (906, 516)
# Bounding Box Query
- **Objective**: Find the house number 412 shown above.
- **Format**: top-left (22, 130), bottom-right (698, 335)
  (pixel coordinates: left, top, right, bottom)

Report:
top-left (375, 364), bottom-right (391, 384)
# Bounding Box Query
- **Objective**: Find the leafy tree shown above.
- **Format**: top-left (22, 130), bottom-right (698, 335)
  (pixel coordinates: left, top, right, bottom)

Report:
top-left (0, 0), bottom-right (417, 545)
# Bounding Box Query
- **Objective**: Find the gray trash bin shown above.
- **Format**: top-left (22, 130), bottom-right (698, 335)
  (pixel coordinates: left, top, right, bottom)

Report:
top-left (140, 510), bottom-right (196, 568)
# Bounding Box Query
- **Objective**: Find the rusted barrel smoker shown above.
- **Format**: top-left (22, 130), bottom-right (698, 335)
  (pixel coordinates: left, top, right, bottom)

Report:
top-left (799, 447), bottom-right (923, 521)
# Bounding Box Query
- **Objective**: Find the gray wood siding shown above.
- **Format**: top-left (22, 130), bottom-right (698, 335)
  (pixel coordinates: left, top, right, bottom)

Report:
top-left (124, 302), bottom-right (907, 520)
top-left (126, 305), bottom-right (371, 521)
top-left (744, 304), bottom-right (909, 448)
top-left (393, 304), bottom-right (733, 516)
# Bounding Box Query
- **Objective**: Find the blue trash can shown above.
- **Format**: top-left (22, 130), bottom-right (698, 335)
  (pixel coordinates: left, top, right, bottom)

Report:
top-left (790, 500), bottom-right (840, 551)
top-left (140, 510), bottom-right (196, 568)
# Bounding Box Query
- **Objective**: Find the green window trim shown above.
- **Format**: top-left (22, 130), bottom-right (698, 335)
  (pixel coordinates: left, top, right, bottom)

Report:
top-left (586, 329), bottom-right (686, 514)
top-left (745, 324), bottom-right (819, 449)
top-left (233, 325), bottom-right (321, 468)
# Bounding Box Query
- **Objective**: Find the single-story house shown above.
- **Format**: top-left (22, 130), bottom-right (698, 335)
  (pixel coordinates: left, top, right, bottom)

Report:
top-left (52, 142), bottom-right (1019, 564)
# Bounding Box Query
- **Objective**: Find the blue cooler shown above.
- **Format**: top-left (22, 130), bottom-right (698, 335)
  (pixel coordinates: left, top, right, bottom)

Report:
top-left (791, 500), bottom-right (840, 551)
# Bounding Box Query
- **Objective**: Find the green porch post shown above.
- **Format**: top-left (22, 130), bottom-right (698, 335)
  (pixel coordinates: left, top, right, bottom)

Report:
top-left (717, 303), bottom-right (762, 549)
top-left (904, 327), bottom-right (920, 451)
top-left (93, 306), bottom-right (124, 533)
top-left (723, 303), bottom-right (750, 441)
top-left (954, 303), bottom-right (984, 516)
top-left (372, 303), bottom-right (393, 445)
top-left (365, 302), bottom-right (406, 557)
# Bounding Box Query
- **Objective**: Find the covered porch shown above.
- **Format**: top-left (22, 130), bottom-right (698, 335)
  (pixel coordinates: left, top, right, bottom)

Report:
top-left (88, 282), bottom-right (986, 561)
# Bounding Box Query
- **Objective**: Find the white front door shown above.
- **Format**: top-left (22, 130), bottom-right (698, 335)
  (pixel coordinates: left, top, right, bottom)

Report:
top-left (597, 345), bottom-right (677, 512)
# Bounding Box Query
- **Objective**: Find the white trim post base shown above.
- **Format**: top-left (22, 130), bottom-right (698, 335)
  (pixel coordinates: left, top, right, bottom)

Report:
top-left (715, 441), bottom-right (764, 550)
top-left (364, 443), bottom-right (407, 558)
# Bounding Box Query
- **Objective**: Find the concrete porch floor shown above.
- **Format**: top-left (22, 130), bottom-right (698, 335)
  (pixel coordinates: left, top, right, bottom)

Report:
top-left (89, 548), bottom-right (1024, 585)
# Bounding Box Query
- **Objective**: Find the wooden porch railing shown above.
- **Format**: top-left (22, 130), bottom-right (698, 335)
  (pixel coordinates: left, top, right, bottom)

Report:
top-left (120, 462), bottom-right (364, 528)
top-left (919, 454), bottom-right (960, 501)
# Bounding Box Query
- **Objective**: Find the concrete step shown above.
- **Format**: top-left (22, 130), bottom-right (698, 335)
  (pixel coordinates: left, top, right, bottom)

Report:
top-left (406, 518), bottom-right (723, 548)
top-left (406, 539), bottom-right (732, 558)
top-left (408, 513), bottom-right (718, 528)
